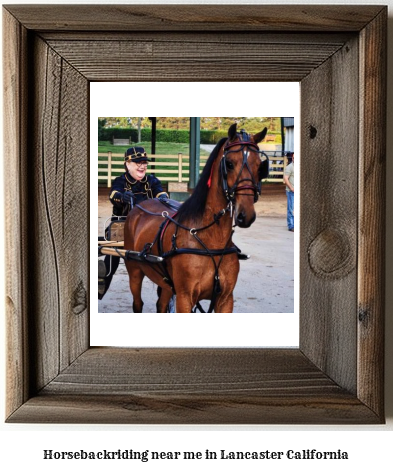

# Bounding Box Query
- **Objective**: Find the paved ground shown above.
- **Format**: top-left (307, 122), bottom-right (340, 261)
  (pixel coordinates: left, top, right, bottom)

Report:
top-left (98, 186), bottom-right (294, 313)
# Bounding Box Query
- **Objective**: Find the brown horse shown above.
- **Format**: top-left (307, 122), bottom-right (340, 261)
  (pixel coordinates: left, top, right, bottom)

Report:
top-left (123, 123), bottom-right (268, 313)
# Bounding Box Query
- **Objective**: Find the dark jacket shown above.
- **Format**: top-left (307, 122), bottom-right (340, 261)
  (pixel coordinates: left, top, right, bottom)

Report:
top-left (109, 172), bottom-right (167, 216)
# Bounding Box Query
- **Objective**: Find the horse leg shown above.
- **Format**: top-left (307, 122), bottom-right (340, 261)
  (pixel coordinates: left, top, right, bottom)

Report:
top-left (214, 293), bottom-right (234, 313)
top-left (175, 293), bottom-right (194, 313)
top-left (126, 264), bottom-right (145, 313)
top-left (156, 287), bottom-right (173, 313)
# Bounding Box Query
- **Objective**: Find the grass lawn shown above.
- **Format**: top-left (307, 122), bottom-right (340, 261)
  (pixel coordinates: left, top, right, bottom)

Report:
top-left (98, 141), bottom-right (210, 156)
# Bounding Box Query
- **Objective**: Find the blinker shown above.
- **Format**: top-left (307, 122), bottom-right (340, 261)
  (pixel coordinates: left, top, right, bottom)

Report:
top-left (221, 139), bottom-right (263, 204)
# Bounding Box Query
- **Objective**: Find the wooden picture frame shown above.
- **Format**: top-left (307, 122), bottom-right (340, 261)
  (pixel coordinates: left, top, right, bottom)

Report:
top-left (3, 5), bottom-right (386, 424)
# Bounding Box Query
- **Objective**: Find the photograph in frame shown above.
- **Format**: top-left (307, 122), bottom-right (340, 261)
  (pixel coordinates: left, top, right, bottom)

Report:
top-left (91, 83), bottom-right (299, 347)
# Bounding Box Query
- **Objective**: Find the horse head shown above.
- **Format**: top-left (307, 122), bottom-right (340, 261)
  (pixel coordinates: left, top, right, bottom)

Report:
top-left (221, 123), bottom-right (268, 228)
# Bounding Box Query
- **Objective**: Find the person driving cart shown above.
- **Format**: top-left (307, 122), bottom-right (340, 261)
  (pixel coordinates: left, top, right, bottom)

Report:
top-left (98, 146), bottom-right (168, 299)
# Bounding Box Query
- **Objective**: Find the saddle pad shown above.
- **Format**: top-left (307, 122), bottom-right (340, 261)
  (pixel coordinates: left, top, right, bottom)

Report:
top-left (160, 198), bottom-right (182, 212)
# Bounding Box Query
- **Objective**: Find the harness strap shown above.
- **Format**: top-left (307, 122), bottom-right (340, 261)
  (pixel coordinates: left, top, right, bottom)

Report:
top-left (160, 211), bottom-right (177, 242)
top-left (161, 247), bottom-right (238, 258)
top-left (224, 140), bottom-right (259, 151)
top-left (130, 198), bottom-right (237, 313)
top-left (189, 229), bottom-right (235, 313)
top-left (192, 273), bottom-right (222, 314)
top-left (164, 209), bottom-right (226, 233)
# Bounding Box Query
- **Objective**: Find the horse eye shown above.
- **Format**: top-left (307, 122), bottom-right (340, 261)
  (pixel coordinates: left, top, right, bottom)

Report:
top-left (225, 159), bottom-right (234, 170)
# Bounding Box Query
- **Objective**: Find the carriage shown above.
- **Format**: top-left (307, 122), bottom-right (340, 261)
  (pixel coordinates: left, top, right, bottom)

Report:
top-left (98, 124), bottom-right (269, 313)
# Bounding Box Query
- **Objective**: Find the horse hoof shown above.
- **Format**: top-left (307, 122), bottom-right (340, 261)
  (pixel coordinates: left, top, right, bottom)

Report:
top-left (133, 302), bottom-right (144, 313)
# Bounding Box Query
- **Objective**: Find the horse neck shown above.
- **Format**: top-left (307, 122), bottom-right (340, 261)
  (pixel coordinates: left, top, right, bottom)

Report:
top-left (201, 154), bottom-right (233, 240)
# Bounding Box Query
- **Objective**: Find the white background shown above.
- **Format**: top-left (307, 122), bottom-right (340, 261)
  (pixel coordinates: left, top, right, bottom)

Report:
top-left (90, 82), bottom-right (300, 347)
top-left (1, 1), bottom-right (392, 473)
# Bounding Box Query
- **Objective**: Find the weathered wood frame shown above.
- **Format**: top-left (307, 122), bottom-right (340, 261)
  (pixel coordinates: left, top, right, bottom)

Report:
top-left (3, 5), bottom-right (386, 424)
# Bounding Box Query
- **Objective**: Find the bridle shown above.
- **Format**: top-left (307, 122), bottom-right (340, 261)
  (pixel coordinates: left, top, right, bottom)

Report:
top-left (220, 130), bottom-right (264, 204)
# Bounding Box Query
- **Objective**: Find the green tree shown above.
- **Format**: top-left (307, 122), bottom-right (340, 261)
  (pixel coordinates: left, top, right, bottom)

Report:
top-left (98, 118), bottom-right (107, 140)
top-left (98, 116), bottom-right (282, 134)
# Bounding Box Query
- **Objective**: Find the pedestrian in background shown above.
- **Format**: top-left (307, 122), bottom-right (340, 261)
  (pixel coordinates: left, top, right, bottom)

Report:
top-left (284, 152), bottom-right (294, 232)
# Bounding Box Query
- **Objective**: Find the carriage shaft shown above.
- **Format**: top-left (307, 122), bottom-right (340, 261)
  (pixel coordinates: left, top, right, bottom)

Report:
top-left (99, 246), bottom-right (164, 264)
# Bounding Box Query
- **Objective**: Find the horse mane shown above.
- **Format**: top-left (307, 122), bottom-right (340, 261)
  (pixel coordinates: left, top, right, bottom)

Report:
top-left (176, 137), bottom-right (227, 224)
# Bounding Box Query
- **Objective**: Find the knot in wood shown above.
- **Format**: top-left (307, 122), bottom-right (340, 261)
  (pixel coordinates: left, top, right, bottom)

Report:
top-left (308, 228), bottom-right (355, 279)
top-left (358, 307), bottom-right (370, 327)
top-left (309, 125), bottom-right (317, 139)
top-left (73, 281), bottom-right (87, 315)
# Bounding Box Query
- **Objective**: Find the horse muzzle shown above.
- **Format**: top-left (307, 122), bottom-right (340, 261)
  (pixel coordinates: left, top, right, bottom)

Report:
top-left (235, 209), bottom-right (256, 228)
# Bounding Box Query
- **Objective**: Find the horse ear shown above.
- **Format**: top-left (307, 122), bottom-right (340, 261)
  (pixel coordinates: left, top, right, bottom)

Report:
top-left (258, 158), bottom-right (269, 181)
top-left (253, 127), bottom-right (268, 144)
top-left (228, 123), bottom-right (237, 141)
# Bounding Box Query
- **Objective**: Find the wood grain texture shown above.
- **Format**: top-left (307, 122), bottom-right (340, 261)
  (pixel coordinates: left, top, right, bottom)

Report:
top-left (40, 31), bottom-right (354, 44)
top-left (45, 35), bottom-right (349, 82)
top-left (3, 5), bottom-right (384, 32)
top-left (7, 348), bottom-right (379, 424)
top-left (358, 9), bottom-right (387, 416)
top-left (3, 9), bottom-right (29, 417)
top-left (3, 5), bottom-right (386, 424)
top-left (300, 36), bottom-right (359, 394)
top-left (27, 36), bottom-right (89, 391)
top-left (9, 392), bottom-right (378, 425)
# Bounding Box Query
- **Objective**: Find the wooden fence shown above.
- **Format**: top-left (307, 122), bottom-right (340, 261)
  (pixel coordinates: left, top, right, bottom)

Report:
top-left (98, 152), bottom-right (288, 187)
